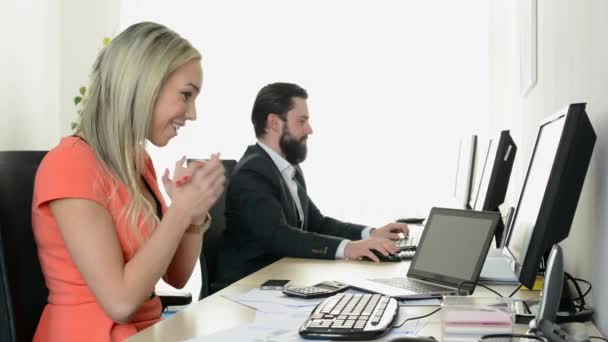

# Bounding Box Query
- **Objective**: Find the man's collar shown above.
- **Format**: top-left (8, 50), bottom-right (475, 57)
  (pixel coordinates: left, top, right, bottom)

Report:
top-left (257, 140), bottom-right (294, 175)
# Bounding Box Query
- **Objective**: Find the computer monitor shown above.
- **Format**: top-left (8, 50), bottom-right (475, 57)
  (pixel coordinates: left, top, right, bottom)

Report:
top-left (472, 130), bottom-right (517, 247)
top-left (453, 135), bottom-right (477, 210)
top-left (503, 103), bottom-right (596, 289)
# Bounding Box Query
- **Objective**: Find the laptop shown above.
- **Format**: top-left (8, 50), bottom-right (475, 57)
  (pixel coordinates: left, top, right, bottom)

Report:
top-left (347, 207), bottom-right (500, 299)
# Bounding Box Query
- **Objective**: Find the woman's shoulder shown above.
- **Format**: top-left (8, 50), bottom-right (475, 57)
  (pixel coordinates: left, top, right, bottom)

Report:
top-left (37, 136), bottom-right (108, 184)
top-left (45, 136), bottom-right (96, 162)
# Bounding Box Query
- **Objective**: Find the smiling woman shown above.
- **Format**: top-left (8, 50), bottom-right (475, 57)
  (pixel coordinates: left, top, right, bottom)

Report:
top-left (149, 60), bottom-right (202, 146)
top-left (31, 22), bottom-right (224, 342)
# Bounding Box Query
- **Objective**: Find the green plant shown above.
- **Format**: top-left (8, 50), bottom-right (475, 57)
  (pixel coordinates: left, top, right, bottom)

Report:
top-left (71, 37), bottom-right (112, 130)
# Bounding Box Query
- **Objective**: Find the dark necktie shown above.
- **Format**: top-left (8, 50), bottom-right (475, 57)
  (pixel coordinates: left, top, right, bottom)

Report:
top-left (292, 173), bottom-right (304, 228)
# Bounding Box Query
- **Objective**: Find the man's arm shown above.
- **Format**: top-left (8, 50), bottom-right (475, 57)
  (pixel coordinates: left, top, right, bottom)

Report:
top-left (231, 170), bottom-right (344, 259)
top-left (306, 198), bottom-right (366, 240)
top-left (304, 194), bottom-right (404, 260)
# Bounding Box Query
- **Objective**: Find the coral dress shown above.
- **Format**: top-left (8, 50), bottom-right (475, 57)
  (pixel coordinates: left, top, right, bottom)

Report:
top-left (32, 136), bottom-right (164, 341)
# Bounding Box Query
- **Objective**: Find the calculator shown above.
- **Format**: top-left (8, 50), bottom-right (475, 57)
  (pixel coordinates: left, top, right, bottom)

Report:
top-left (282, 281), bottom-right (350, 299)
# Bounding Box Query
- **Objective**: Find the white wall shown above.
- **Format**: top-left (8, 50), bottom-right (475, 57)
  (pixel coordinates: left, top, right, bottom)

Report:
top-left (490, 0), bottom-right (608, 334)
top-left (0, 0), bottom-right (120, 150)
top-left (58, 0), bottom-right (122, 138)
top-left (0, 1), bottom-right (61, 150)
top-left (121, 0), bottom-right (492, 225)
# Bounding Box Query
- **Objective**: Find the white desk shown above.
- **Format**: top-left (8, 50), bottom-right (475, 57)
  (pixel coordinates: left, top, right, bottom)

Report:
top-left (127, 257), bottom-right (603, 341)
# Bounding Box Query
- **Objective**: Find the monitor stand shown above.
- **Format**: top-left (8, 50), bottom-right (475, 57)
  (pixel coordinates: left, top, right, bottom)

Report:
top-left (513, 245), bottom-right (593, 324)
top-left (527, 245), bottom-right (592, 341)
top-left (512, 279), bottom-right (593, 324)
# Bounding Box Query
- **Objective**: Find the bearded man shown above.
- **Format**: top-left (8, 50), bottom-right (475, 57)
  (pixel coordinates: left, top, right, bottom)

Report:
top-left (215, 83), bottom-right (408, 287)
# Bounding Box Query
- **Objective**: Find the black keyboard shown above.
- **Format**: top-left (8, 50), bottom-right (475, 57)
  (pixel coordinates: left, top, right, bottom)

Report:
top-left (365, 249), bottom-right (416, 262)
top-left (299, 293), bottom-right (398, 340)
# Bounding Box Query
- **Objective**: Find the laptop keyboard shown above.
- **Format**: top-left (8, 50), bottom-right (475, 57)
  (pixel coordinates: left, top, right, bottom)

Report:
top-left (395, 234), bottom-right (418, 250)
top-left (299, 293), bottom-right (398, 340)
top-left (370, 277), bottom-right (452, 293)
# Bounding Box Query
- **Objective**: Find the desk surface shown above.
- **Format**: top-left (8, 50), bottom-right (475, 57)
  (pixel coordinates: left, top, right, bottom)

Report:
top-left (127, 257), bottom-right (604, 341)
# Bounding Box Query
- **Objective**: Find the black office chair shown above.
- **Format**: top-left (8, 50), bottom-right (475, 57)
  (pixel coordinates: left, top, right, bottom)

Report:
top-left (1, 225), bottom-right (17, 342)
top-left (0, 151), bottom-right (49, 342)
top-left (199, 159), bottom-right (237, 300)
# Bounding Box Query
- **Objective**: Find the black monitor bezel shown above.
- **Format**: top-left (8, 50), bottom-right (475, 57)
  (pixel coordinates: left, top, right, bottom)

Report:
top-left (480, 130), bottom-right (516, 213)
top-left (473, 130), bottom-right (517, 247)
top-left (454, 135), bottom-right (478, 209)
top-left (503, 103), bottom-right (596, 289)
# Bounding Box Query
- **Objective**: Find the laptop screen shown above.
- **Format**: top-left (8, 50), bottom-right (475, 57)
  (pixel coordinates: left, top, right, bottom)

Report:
top-left (407, 208), bottom-right (499, 292)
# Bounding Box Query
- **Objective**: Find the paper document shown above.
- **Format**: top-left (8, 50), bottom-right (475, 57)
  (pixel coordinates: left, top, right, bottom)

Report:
top-left (184, 297), bottom-right (428, 341)
top-left (222, 288), bottom-right (369, 313)
top-left (234, 288), bottom-right (323, 307)
top-left (180, 323), bottom-right (321, 342)
top-left (221, 289), bottom-right (321, 314)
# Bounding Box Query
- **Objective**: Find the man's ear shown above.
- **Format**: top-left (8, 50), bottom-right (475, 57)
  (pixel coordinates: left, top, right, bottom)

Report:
top-left (267, 113), bottom-right (282, 133)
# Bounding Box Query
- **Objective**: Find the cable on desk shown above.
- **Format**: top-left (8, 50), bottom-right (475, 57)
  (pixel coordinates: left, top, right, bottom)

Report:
top-left (589, 336), bottom-right (608, 341)
top-left (457, 281), bottom-right (503, 298)
top-left (392, 307), bottom-right (442, 329)
top-left (573, 277), bottom-right (592, 300)
top-left (564, 272), bottom-right (594, 314)
top-left (565, 273), bottom-right (592, 303)
top-left (508, 284), bottom-right (523, 298)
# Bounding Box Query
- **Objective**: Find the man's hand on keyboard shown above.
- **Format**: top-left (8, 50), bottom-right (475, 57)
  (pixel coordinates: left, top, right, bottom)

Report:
top-left (370, 222), bottom-right (409, 240)
top-left (345, 238), bottom-right (397, 262)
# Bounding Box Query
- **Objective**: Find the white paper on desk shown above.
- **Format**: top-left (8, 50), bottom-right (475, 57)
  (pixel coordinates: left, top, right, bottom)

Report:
top-left (252, 328), bottom-right (326, 342)
top-left (223, 288), bottom-right (369, 313)
top-left (250, 304), bottom-right (426, 341)
top-left (253, 308), bottom-right (310, 329)
top-left (181, 323), bottom-right (328, 342)
top-left (225, 300), bottom-right (305, 314)
top-left (227, 289), bottom-right (322, 307)
top-left (180, 324), bottom-right (253, 342)
top-left (184, 304), bottom-right (427, 342)
top-left (222, 293), bottom-right (315, 314)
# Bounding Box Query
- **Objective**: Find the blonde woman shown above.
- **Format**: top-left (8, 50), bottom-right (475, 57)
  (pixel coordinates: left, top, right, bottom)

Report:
top-left (31, 22), bottom-right (224, 341)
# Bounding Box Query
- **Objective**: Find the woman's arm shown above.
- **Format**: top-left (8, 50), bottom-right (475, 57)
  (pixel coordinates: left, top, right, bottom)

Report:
top-left (50, 199), bottom-right (191, 324)
top-left (50, 157), bottom-right (225, 323)
top-left (161, 156), bottom-right (224, 289)
top-left (163, 228), bottom-right (203, 289)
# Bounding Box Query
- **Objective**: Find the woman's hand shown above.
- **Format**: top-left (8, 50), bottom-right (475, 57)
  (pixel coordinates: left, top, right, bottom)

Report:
top-left (162, 154), bottom-right (225, 229)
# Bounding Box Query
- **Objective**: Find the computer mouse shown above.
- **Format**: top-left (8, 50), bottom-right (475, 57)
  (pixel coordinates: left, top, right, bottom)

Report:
top-left (388, 336), bottom-right (438, 342)
top-left (361, 250), bottom-right (402, 262)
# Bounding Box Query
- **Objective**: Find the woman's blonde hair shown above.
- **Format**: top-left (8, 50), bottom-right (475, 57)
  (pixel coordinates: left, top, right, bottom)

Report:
top-left (77, 22), bottom-right (201, 243)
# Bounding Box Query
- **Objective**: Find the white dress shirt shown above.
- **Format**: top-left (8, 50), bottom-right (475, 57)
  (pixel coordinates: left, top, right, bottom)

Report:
top-left (257, 141), bottom-right (373, 259)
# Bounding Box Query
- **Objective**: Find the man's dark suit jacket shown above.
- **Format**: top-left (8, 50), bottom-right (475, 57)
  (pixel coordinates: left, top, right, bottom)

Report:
top-left (215, 144), bottom-right (365, 287)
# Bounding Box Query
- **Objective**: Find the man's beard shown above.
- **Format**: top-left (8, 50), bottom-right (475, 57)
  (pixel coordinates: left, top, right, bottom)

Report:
top-left (279, 128), bottom-right (308, 165)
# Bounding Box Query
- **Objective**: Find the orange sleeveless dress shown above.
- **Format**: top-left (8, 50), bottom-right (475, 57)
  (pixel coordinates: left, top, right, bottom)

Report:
top-left (32, 136), bottom-right (164, 341)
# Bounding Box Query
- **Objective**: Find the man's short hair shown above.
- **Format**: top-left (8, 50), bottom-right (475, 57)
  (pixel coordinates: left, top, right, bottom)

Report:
top-left (251, 82), bottom-right (308, 138)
